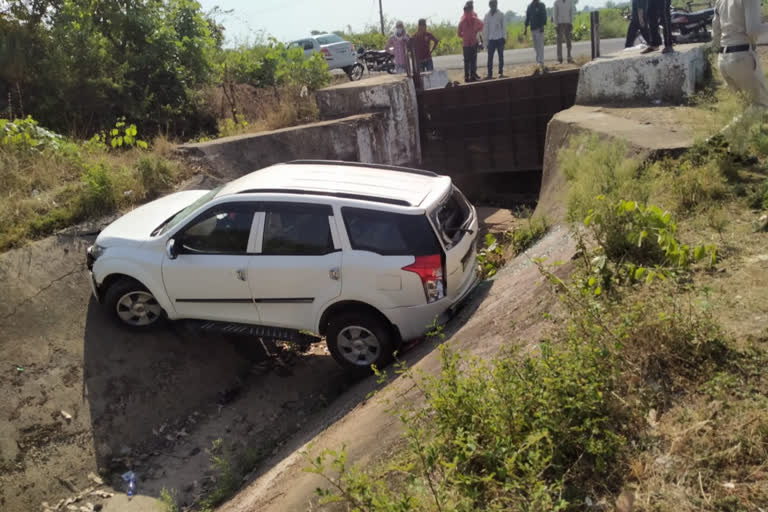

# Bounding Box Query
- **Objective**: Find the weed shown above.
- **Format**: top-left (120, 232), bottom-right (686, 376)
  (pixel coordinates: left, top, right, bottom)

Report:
top-left (135, 155), bottom-right (177, 199)
top-left (159, 487), bottom-right (179, 512)
top-left (748, 178), bottom-right (768, 210)
top-left (558, 134), bottom-right (645, 223)
top-left (509, 216), bottom-right (550, 255)
top-left (477, 232), bottom-right (505, 279)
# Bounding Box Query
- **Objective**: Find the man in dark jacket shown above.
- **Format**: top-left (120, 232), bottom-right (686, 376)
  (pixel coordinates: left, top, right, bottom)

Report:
top-left (524, 0), bottom-right (548, 71)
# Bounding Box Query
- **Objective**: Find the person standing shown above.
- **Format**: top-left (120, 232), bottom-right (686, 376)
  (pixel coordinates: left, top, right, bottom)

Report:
top-left (387, 21), bottom-right (411, 74)
top-left (458, 1), bottom-right (485, 82)
top-left (644, 0), bottom-right (673, 54)
top-left (624, 0), bottom-right (648, 49)
top-left (412, 19), bottom-right (440, 72)
top-left (552, 0), bottom-right (575, 63)
top-left (524, 0), bottom-right (548, 71)
top-left (712, 0), bottom-right (768, 108)
top-left (484, 0), bottom-right (507, 79)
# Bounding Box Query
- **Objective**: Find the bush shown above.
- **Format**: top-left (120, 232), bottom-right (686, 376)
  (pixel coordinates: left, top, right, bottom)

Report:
top-left (136, 155), bottom-right (177, 199)
top-left (558, 134), bottom-right (645, 223)
top-left (81, 162), bottom-right (117, 215)
top-left (650, 158), bottom-right (729, 215)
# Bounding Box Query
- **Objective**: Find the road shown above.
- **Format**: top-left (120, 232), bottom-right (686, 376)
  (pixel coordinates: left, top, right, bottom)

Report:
top-left (433, 37), bottom-right (625, 70)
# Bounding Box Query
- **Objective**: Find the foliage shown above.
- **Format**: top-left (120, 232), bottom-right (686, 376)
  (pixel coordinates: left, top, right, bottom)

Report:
top-left (477, 233), bottom-right (506, 278)
top-left (88, 118), bottom-right (149, 150)
top-left (1, 0), bottom-right (219, 138)
top-left (509, 215), bottom-right (550, 255)
top-left (580, 197), bottom-right (716, 295)
top-left (159, 488), bottom-right (179, 512)
top-left (309, 337), bottom-right (625, 511)
top-left (0, 116), bottom-right (184, 250)
top-left (558, 134), bottom-right (645, 223)
top-left (0, 116), bottom-right (63, 152)
top-left (749, 178), bottom-right (768, 210)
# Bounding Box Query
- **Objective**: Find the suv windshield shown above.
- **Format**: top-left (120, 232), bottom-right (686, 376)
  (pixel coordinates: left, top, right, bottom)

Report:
top-left (151, 186), bottom-right (223, 237)
top-left (316, 34), bottom-right (344, 45)
top-left (432, 187), bottom-right (472, 248)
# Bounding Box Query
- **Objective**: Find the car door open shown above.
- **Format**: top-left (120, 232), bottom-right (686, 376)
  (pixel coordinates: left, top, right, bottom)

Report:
top-left (248, 202), bottom-right (342, 331)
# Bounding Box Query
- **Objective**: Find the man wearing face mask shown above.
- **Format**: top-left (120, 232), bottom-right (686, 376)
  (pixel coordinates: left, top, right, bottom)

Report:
top-left (388, 21), bottom-right (411, 74)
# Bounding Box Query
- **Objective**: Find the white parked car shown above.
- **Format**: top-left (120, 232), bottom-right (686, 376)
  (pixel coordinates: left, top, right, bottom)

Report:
top-left (289, 34), bottom-right (362, 80)
top-left (87, 161), bottom-right (479, 370)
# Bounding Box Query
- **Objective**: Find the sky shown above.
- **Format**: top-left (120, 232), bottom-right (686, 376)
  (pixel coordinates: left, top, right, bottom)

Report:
top-left (198, 0), bottom-right (606, 45)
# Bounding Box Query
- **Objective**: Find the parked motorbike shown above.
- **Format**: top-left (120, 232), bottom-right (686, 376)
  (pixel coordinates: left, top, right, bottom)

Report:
top-left (670, 3), bottom-right (714, 44)
top-left (357, 47), bottom-right (396, 74)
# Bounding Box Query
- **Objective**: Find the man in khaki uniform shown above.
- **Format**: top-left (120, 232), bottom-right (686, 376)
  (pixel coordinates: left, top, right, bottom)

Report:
top-left (713, 0), bottom-right (768, 107)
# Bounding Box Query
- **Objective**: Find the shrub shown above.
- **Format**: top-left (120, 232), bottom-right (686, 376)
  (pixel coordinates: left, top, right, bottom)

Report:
top-left (81, 162), bottom-right (117, 215)
top-left (0, 116), bottom-right (63, 152)
top-left (136, 155), bottom-right (177, 199)
top-left (650, 158), bottom-right (729, 215)
top-left (558, 134), bottom-right (645, 223)
top-left (749, 178), bottom-right (768, 210)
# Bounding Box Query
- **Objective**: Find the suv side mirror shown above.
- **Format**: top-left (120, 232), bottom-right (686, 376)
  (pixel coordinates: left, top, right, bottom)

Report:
top-left (166, 238), bottom-right (178, 260)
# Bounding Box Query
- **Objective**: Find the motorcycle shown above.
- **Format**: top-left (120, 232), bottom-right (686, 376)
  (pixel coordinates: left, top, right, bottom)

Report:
top-left (357, 46), bottom-right (396, 74)
top-left (670, 2), bottom-right (714, 44)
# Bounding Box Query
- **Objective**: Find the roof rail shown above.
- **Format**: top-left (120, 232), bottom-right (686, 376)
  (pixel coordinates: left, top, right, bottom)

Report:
top-left (286, 160), bottom-right (440, 178)
top-left (237, 188), bottom-right (412, 207)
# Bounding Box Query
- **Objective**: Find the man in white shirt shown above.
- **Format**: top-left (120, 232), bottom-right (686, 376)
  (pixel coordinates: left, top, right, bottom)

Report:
top-left (484, 0), bottom-right (507, 78)
top-left (713, 0), bottom-right (768, 107)
top-left (552, 0), bottom-right (576, 63)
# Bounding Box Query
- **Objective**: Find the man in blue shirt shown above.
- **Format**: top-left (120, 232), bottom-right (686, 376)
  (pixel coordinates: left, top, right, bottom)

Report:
top-left (524, 0), bottom-right (548, 71)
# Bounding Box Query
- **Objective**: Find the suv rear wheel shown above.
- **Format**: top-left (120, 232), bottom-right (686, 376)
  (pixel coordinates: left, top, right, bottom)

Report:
top-left (326, 312), bottom-right (394, 372)
top-left (104, 278), bottom-right (165, 330)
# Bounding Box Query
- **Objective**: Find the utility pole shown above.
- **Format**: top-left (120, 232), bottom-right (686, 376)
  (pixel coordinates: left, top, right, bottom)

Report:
top-left (379, 0), bottom-right (385, 35)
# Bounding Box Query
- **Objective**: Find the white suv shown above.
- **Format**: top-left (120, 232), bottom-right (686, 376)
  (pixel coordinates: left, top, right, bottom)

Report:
top-left (87, 161), bottom-right (479, 370)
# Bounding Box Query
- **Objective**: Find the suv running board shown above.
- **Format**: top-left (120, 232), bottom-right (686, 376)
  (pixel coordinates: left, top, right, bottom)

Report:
top-left (191, 320), bottom-right (322, 348)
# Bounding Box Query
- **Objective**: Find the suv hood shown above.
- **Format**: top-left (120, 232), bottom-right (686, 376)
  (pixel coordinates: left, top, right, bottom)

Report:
top-left (97, 190), bottom-right (209, 247)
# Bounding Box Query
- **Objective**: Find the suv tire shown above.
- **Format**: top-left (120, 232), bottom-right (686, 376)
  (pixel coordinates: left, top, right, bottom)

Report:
top-left (104, 278), bottom-right (165, 330)
top-left (326, 312), bottom-right (394, 372)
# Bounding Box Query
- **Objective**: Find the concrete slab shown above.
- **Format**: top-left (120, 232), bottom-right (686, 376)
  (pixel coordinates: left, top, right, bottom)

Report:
top-left (576, 43), bottom-right (709, 105)
top-left (535, 105), bottom-right (695, 222)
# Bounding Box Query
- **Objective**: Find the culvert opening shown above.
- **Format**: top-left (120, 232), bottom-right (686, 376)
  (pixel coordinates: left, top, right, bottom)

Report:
top-left (417, 69), bottom-right (580, 209)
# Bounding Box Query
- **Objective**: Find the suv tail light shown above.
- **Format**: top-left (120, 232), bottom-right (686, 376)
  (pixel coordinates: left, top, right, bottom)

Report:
top-left (321, 48), bottom-right (331, 58)
top-left (403, 255), bottom-right (445, 303)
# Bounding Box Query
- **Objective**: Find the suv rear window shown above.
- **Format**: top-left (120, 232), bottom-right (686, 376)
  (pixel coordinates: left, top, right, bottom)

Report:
top-left (316, 34), bottom-right (344, 45)
top-left (432, 187), bottom-right (471, 248)
top-left (342, 207), bottom-right (441, 256)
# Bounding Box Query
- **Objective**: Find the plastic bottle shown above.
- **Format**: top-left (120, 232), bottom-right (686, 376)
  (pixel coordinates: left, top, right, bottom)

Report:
top-left (121, 471), bottom-right (137, 497)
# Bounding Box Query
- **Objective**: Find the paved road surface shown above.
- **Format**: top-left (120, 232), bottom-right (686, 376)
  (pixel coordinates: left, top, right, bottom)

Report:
top-left (433, 37), bottom-right (625, 70)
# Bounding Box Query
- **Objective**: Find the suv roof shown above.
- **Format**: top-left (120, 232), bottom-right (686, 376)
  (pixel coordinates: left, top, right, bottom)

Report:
top-left (216, 161), bottom-right (451, 208)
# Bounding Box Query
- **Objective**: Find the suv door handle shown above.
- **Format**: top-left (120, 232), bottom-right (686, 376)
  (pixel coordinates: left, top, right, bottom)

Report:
top-left (235, 269), bottom-right (247, 281)
top-left (329, 267), bottom-right (340, 281)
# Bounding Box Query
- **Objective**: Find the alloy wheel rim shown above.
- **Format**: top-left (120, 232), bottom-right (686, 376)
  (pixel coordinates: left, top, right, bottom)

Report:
top-left (116, 291), bottom-right (162, 326)
top-left (337, 326), bottom-right (380, 366)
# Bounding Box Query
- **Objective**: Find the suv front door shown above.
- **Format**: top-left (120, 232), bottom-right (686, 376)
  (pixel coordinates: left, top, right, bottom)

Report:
top-left (162, 202), bottom-right (260, 323)
top-left (248, 202), bottom-right (342, 331)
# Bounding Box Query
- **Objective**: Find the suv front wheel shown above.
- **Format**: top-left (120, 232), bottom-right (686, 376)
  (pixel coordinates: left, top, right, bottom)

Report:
top-left (104, 278), bottom-right (165, 330)
top-left (326, 312), bottom-right (394, 372)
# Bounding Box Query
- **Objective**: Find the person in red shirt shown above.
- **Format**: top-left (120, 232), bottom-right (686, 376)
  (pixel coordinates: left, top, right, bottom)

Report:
top-left (412, 19), bottom-right (440, 72)
top-left (458, 1), bottom-right (485, 82)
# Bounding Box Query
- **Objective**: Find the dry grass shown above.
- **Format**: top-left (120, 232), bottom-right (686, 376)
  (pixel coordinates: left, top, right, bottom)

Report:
top-left (0, 143), bottom-right (188, 251)
top-left (202, 84), bottom-right (320, 139)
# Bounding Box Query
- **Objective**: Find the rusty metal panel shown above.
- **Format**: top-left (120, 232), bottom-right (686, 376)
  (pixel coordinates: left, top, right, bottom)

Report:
top-left (417, 69), bottom-right (579, 204)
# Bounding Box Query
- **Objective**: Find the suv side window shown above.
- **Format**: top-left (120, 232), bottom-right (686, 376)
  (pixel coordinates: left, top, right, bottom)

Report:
top-left (341, 207), bottom-right (441, 256)
top-left (180, 204), bottom-right (255, 254)
top-left (262, 203), bottom-right (335, 256)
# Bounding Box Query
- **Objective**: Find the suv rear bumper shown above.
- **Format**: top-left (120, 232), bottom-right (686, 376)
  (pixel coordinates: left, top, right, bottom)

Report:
top-left (384, 268), bottom-right (480, 341)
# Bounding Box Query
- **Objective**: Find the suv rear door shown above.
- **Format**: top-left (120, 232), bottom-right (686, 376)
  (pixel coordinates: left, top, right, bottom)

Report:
top-left (340, 207), bottom-right (444, 308)
top-left (429, 187), bottom-right (478, 299)
top-left (247, 202), bottom-right (342, 331)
